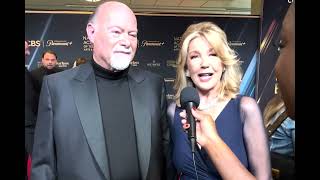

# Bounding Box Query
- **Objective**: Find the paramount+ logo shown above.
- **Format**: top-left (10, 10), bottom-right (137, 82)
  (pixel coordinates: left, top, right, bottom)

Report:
top-left (140, 40), bottom-right (165, 47)
top-left (28, 40), bottom-right (73, 47)
top-left (46, 40), bottom-right (72, 47)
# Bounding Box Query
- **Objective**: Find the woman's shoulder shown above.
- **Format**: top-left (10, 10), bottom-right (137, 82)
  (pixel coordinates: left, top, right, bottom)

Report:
top-left (237, 95), bottom-right (263, 124)
top-left (238, 95), bottom-right (258, 109)
top-left (235, 95), bottom-right (260, 118)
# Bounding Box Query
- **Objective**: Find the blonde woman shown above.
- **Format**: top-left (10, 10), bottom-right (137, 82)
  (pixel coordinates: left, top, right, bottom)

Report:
top-left (168, 22), bottom-right (271, 180)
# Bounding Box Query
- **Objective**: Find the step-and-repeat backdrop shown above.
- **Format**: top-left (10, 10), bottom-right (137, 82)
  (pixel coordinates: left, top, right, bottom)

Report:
top-left (25, 13), bottom-right (259, 102)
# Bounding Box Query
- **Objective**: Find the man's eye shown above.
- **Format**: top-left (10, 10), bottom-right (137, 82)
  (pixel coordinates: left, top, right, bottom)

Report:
top-left (112, 31), bottom-right (121, 34)
top-left (129, 33), bottom-right (137, 38)
top-left (276, 39), bottom-right (284, 52)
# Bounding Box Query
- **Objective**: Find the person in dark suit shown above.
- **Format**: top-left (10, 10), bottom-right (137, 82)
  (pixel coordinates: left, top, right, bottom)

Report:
top-left (30, 50), bottom-right (62, 94)
top-left (25, 40), bottom-right (37, 180)
top-left (31, 1), bottom-right (174, 180)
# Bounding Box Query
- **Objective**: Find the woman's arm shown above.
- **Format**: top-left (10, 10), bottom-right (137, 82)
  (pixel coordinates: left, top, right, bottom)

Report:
top-left (240, 97), bottom-right (272, 180)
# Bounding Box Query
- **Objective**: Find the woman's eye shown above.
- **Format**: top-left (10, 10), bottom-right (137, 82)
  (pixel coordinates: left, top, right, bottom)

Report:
top-left (190, 55), bottom-right (198, 59)
top-left (209, 53), bottom-right (217, 57)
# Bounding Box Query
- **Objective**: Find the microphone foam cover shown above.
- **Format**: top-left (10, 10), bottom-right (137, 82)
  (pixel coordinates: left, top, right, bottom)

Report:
top-left (180, 87), bottom-right (200, 109)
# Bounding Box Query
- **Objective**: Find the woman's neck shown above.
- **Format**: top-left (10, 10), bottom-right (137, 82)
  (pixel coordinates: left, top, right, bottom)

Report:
top-left (198, 89), bottom-right (221, 111)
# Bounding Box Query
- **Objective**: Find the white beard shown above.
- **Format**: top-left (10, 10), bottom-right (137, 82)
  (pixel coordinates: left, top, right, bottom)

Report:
top-left (110, 55), bottom-right (132, 71)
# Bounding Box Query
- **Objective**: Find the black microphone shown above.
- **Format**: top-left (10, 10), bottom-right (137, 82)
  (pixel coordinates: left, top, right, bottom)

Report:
top-left (180, 87), bottom-right (200, 153)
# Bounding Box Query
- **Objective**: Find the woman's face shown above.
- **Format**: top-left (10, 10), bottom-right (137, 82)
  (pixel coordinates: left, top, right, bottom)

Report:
top-left (186, 36), bottom-right (224, 92)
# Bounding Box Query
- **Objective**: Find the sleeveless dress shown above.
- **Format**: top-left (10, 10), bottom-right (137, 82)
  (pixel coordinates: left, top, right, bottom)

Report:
top-left (170, 96), bottom-right (249, 180)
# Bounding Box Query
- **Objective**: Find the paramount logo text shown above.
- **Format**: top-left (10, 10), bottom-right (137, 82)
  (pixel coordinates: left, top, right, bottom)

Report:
top-left (46, 40), bottom-right (72, 47)
top-left (141, 40), bottom-right (164, 47)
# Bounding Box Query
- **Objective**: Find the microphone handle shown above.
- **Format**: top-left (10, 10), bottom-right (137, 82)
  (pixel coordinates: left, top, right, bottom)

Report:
top-left (187, 102), bottom-right (196, 153)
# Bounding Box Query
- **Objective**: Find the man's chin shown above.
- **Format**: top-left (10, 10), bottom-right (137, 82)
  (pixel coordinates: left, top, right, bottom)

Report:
top-left (110, 58), bottom-right (131, 71)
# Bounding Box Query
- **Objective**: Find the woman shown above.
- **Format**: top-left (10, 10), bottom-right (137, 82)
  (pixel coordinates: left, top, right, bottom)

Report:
top-left (168, 22), bottom-right (271, 180)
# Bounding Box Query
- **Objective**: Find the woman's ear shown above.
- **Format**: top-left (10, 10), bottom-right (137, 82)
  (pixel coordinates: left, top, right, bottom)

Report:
top-left (185, 70), bottom-right (190, 77)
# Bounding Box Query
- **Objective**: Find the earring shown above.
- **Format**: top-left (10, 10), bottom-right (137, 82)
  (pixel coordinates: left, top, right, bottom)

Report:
top-left (220, 67), bottom-right (226, 81)
top-left (185, 70), bottom-right (190, 77)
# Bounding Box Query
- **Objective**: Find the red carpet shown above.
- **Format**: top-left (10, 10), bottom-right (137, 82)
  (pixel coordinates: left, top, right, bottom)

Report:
top-left (27, 155), bottom-right (31, 180)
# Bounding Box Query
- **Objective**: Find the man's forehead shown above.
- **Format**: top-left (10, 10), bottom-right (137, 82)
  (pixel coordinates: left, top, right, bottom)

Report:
top-left (43, 53), bottom-right (56, 58)
top-left (283, 5), bottom-right (294, 29)
top-left (278, 6), bottom-right (293, 40)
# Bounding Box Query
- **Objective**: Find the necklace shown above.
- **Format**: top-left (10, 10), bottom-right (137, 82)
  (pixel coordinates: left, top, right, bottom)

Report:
top-left (198, 97), bottom-right (219, 111)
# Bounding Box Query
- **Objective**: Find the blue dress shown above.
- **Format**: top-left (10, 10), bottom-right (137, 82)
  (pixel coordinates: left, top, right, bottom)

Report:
top-left (170, 96), bottom-right (249, 180)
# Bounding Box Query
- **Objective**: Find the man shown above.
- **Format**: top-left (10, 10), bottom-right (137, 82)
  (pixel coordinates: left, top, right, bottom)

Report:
top-left (25, 41), bottom-right (37, 180)
top-left (272, 3), bottom-right (295, 180)
top-left (30, 50), bottom-right (62, 94)
top-left (275, 2), bottom-right (295, 120)
top-left (31, 1), bottom-right (174, 180)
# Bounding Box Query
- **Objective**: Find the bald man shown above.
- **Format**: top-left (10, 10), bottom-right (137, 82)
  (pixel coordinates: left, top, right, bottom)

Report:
top-left (31, 1), bottom-right (175, 180)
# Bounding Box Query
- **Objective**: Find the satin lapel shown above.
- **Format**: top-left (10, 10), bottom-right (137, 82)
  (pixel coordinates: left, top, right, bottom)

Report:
top-left (128, 72), bottom-right (151, 180)
top-left (71, 64), bottom-right (110, 180)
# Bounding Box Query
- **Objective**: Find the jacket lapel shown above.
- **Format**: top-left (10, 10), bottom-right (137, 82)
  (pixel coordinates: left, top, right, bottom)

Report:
top-left (128, 68), bottom-right (151, 180)
top-left (71, 63), bottom-right (110, 180)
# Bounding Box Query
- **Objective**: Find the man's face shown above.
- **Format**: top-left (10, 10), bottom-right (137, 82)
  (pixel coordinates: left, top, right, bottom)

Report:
top-left (275, 4), bottom-right (295, 119)
top-left (42, 52), bottom-right (57, 70)
top-left (87, 3), bottom-right (138, 71)
top-left (25, 41), bottom-right (30, 58)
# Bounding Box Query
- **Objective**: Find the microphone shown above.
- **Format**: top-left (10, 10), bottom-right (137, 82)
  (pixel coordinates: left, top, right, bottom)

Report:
top-left (180, 87), bottom-right (200, 153)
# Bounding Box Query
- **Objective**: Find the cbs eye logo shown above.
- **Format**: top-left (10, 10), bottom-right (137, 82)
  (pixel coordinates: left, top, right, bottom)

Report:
top-left (288, 0), bottom-right (293, 3)
top-left (28, 40), bottom-right (41, 47)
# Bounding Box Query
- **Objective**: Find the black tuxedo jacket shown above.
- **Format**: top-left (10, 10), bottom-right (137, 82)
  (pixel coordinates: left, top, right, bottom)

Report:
top-left (25, 68), bottom-right (38, 154)
top-left (31, 62), bottom-right (175, 180)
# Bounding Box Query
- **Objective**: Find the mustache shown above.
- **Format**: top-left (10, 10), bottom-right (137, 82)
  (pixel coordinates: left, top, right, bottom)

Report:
top-left (114, 48), bottom-right (132, 54)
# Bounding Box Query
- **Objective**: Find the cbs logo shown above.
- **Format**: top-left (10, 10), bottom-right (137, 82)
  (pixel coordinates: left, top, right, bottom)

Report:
top-left (28, 40), bottom-right (41, 47)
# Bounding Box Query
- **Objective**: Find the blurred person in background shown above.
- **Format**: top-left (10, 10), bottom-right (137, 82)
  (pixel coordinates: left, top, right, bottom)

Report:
top-left (72, 57), bottom-right (88, 67)
top-left (30, 50), bottom-right (62, 94)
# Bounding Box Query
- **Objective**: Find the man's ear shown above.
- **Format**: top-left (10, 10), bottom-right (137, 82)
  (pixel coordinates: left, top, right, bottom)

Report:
top-left (86, 23), bottom-right (95, 43)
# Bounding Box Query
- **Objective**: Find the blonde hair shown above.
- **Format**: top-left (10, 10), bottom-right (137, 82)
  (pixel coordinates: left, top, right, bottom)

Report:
top-left (174, 21), bottom-right (242, 105)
